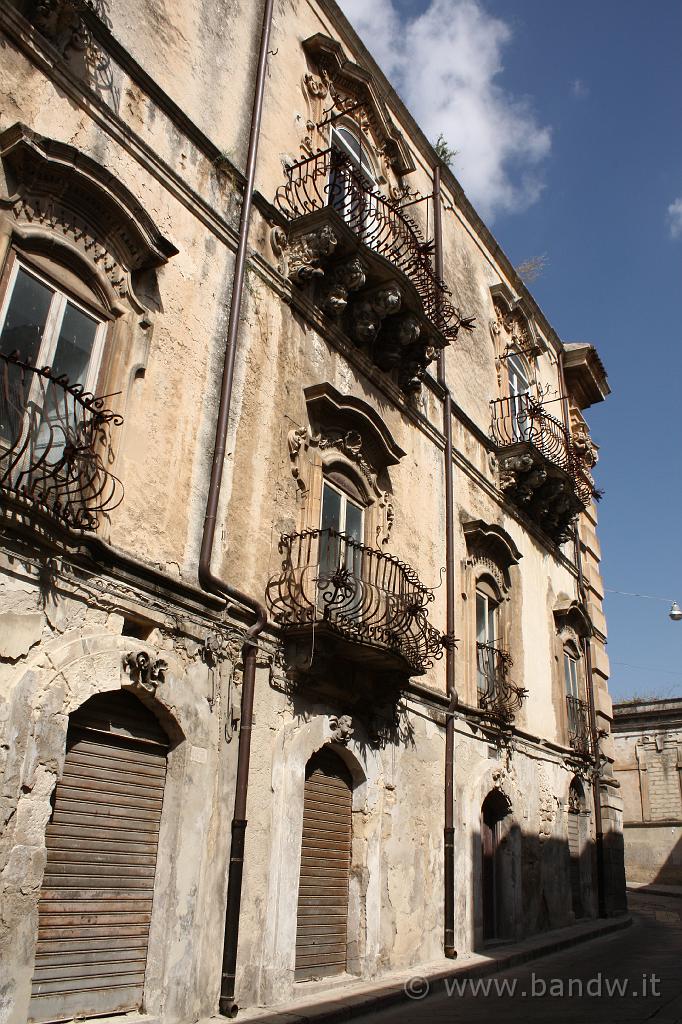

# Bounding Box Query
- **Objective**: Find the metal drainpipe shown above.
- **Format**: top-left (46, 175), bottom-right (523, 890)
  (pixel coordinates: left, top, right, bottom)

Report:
top-left (433, 164), bottom-right (457, 959)
top-left (557, 353), bottom-right (607, 918)
top-left (196, 0), bottom-right (274, 1015)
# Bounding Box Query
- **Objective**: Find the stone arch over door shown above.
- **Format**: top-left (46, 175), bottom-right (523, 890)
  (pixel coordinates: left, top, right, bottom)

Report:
top-left (259, 714), bottom-right (383, 1004)
top-left (480, 788), bottom-right (513, 942)
top-left (0, 630), bottom-right (215, 1024)
top-left (566, 775), bottom-right (593, 919)
top-left (28, 688), bottom-right (171, 1023)
top-left (461, 761), bottom-right (524, 951)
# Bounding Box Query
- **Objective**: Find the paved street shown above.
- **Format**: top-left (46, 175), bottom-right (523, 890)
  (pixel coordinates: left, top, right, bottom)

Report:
top-left (359, 892), bottom-right (682, 1024)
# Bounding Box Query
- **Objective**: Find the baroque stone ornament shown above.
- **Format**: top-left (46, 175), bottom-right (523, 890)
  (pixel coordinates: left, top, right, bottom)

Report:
top-left (328, 714), bottom-right (354, 744)
top-left (536, 765), bottom-right (555, 843)
top-left (321, 257), bottom-right (367, 316)
top-left (123, 650), bottom-right (168, 693)
top-left (286, 225), bottom-right (338, 283)
top-left (0, 124), bottom-right (177, 313)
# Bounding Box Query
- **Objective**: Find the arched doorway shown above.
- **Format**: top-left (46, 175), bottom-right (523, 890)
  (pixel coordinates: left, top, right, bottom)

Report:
top-left (481, 788), bottom-right (511, 942)
top-left (29, 689), bottom-right (170, 1023)
top-left (295, 746), bottom-right (353, 981)
top-left (568, 778), bottom-right (585, 918)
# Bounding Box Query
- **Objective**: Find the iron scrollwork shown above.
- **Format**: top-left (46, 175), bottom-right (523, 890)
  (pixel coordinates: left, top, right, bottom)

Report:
top-left (274, 148), bottom-right (474, 345)
top-left (0, 353), bottom-right (123, 530)
top-left (265, 527), bottom-right (444, 675)
top-left (476, 642), bottom-right (527, 726)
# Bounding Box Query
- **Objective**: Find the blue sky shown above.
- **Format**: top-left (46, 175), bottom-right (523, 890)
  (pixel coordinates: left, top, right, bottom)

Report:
top-left (339, 0), bottom-right (682, 700)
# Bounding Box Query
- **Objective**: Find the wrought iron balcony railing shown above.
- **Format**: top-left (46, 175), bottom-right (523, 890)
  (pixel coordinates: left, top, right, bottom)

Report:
top-left (0, 352), bottom-right (123, 531)
top-left (275, 148), bottom-right (462, 342)
top-left (566, 695), bottom-right (592, 758)
top-left (490, 396), bottom-right (593, 502)
top-left (476, 641), bottom-right (527, 724)
top-left (489, 395), bottom-right (596, 542)
top-left (265, 527), bottom-right (444, 675)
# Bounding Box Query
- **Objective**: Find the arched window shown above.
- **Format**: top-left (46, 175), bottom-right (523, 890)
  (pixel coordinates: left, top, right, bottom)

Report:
top-left (476, 576), bottom-right (501, 700)
top-left (0, 255), bottom-right (108, 389)
top-left (507, 352), bottom-right (531, 441)
top-left (330, 125), bottom-right (377, 185)
top-left (563, 641), bottom-right (582, 699)
top-left (318, 472), bottom-right (366, 588)
top-left (329, 124), bottom-right (378, 232)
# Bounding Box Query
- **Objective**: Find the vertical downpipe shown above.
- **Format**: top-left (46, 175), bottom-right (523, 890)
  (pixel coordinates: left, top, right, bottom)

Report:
top-left (196, 0), bottom-right (274, 1015)
top-left (433, 164), bottom-right (457, 958)
top-left (558, 353), bottom-right (606, 917)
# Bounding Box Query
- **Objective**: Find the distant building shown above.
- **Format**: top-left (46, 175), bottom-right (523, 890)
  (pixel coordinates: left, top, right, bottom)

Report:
top-left (0, 1), bottom-right (625, 1021)
top-left (612, 699), bottom-right (682, 884)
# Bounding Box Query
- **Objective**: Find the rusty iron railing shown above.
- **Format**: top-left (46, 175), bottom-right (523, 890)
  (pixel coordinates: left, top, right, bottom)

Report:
top-left (489, 395), bottom-right (593, 506)
top-left (0, 352), bottom-right (123, 530)
top-left (275, 148), bottom-right (463, 341)
top-left (476, 641), bottom-right (527, 723)
top-left (265, 527), bottom-right (444, 674)
top-left (566, 695), bottom-right (592, 757)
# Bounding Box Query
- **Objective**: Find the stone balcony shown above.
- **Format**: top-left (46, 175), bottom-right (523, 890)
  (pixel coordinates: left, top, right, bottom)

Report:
top-left (272, 148), bottom-right (474, 394)
top-left (490, 395), bottom-right (596, 544)
top-left (265, 527), bottom-right (444, 677)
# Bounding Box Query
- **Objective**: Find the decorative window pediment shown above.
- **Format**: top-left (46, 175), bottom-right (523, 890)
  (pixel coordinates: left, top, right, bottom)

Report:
top-left (553, 598), bottom-right (592, 642)
top-left (0, 124), bottom-right (178, 312)
top-left (462, 519), bottom-right (522, 595)
top-left (288, 383), bottom-right (403, 545)
top-left (489, 284), bottom-right (546, 385)
top-left (301, 34), bottom-right (415, 178)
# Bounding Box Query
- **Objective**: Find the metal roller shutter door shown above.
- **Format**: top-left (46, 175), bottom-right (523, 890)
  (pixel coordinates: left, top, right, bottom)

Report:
top-left (295, 747), bottom-right (352, 981)
top-left (29, 691), bottom-right (168, 1023)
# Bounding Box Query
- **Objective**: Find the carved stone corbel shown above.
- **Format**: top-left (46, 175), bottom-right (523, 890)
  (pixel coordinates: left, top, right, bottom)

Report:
top-left (328, 714), bottom-right (354, 745)
top-left (286, 225), bottom-right (338, 283)
top-left (348, 282), bottom-right (402, 346)
top-left (321, 257), bottom-right (367, 316)
top-left (374, 313), bottom-right (421, 371)
top-left (123, 650), bottom-right (167, 693)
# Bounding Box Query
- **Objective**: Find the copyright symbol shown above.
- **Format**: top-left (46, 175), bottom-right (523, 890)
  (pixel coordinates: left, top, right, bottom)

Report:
top-left (404, 976), bottom-right (430, 1000)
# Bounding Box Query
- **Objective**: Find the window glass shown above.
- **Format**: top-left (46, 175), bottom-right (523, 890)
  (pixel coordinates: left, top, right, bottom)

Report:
top-left (564, 651), bottom-right (579, 697)
top-left (0, 267), bottom-right (54, 364)
top-left (476, 588), bottom-right (498, 696)
top-left (476, 592), bottom-right (487, 645)
top-left (321, 482), bottom-right (342, 533)
top-left (0, 261), bottom-right (105, 464)
top-left (344, 499), bottom-right (363, 545)
top-left (52, 302), bottom-right (99, 388)
top-left (332, 126), bottom-right (375, 180)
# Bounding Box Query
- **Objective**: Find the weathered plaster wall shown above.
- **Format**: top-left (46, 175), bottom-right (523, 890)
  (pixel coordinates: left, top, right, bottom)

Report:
top-left (0, 557), bottom-right (240, 1024)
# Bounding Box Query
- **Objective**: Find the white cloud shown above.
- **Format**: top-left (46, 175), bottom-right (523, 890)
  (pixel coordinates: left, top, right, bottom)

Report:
top-left (338, 0), bottom-right (551, 221)
top-left (668, 198), bottom-right (682, 239)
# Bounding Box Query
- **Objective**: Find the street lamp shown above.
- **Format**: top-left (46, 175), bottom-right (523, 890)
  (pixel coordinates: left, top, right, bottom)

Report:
top-left (604, 588), bottom-right (682, 622)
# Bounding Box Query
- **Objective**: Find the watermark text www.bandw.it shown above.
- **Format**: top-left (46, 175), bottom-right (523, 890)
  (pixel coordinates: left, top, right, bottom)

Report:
top-left (403, 972), bottom-right (662, 1000)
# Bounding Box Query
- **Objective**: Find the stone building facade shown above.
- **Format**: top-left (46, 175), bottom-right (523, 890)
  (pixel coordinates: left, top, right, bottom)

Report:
top-left (0, 1), bottom-right (625, 1022)
top-left (612, 698), bottom-right (682, 885)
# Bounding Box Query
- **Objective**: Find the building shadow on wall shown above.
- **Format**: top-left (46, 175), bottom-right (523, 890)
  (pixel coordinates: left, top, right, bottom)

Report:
top-left (15, 0), bottom-right (119, 110)
top-left (642, 834), bottom-right (682, 888)
top-left (471, 824), bottom-right (599, 949)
